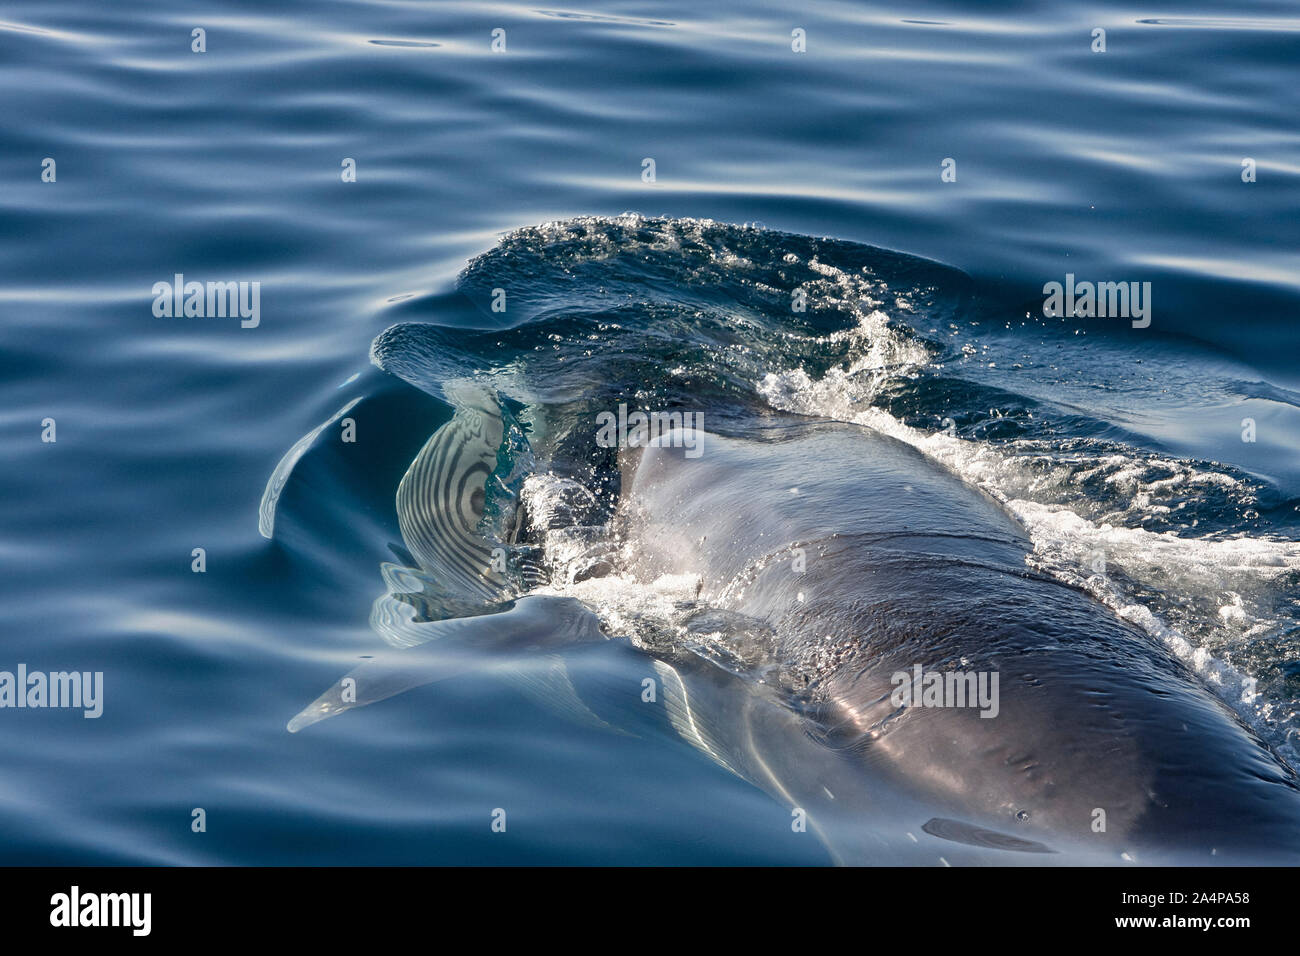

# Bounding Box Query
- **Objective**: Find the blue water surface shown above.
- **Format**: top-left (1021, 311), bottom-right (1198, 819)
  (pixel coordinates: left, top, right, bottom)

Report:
top-left (0, 0), bottom-right (1298, 864)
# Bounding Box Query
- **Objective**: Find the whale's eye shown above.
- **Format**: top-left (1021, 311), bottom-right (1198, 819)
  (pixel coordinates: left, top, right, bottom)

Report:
top-left (1015, 809), bottom-right (1030, 823)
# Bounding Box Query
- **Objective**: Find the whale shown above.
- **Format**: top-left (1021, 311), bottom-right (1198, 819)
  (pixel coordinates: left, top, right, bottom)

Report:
top-left (277, 217), bottom-right (1300, 864)
top-left (286, 384), bottom-right (1300, 865)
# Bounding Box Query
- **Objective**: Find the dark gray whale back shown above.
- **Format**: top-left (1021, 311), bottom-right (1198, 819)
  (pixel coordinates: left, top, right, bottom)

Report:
top-left (621, 419), bottom-right (1300, 863)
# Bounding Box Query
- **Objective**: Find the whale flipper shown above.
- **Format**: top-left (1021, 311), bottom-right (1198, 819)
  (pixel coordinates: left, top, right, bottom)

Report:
top-left (288, 595), bottom-right (606, 732)
top-left (921, 818), bottom-right (1056, 854)
top-left (287, 648), bottom-right (466, 733)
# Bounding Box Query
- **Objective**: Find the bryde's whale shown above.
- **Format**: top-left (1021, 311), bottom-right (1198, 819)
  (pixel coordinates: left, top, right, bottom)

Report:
top-left (287, 385), bottom-right (1300, 865)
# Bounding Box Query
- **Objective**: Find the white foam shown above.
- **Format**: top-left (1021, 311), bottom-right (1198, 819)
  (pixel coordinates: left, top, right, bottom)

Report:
top-left (757, 336), bottom-right (1300, 767)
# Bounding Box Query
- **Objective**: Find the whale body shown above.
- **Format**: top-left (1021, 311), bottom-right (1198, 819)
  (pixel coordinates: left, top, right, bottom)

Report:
top-left (614, 418), bottom-right (1300, 863)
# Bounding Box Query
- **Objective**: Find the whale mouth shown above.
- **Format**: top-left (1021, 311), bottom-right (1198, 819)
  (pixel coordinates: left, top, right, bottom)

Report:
top-left (921, 818), bottom-right (1056, 854)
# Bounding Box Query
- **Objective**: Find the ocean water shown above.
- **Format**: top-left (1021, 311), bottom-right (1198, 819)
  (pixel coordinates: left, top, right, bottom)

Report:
top-left (1, 0), bottom-right (1298, 865)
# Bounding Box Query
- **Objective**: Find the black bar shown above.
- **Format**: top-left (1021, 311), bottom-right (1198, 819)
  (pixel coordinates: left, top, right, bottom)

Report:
top-left (0, 866), bottom-right (1282, 942)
